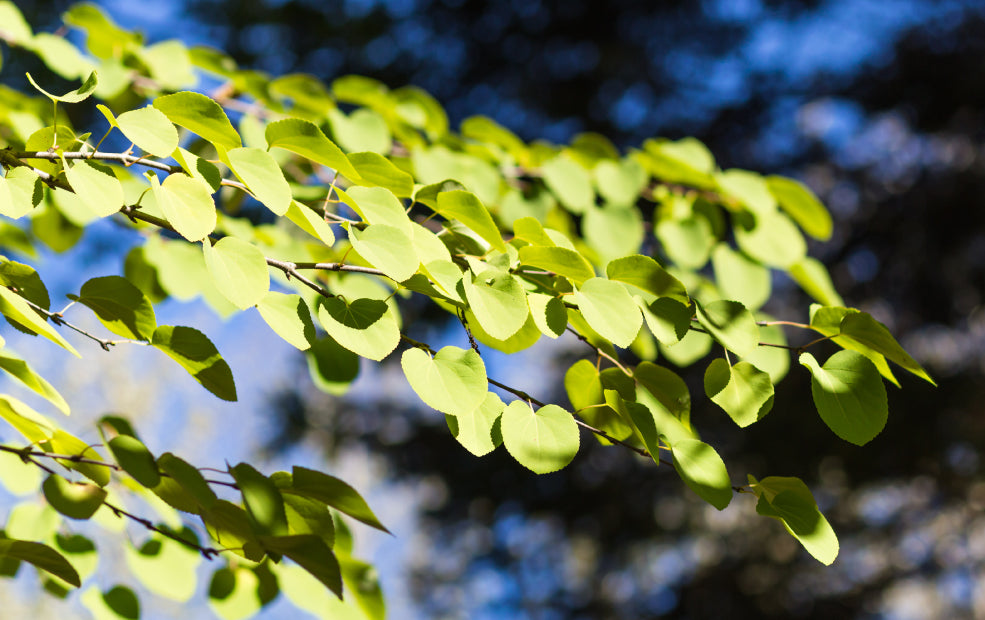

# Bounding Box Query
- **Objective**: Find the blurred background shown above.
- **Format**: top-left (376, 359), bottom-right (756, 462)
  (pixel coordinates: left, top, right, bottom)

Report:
top-left (4, 0), bottom-right (985, 618)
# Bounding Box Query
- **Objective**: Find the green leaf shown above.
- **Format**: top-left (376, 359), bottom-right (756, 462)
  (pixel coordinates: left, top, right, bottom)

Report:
top-left (655, 216), bottom-right (715, 270)
top-left (594, 157), bottom-right (647, 206)
top-left (0, 351), bottom-right (69, 414)
top-left (799, 351), bottom-right (888, 446)
top-left (203, 237), bottom-right (270, 310)
top-left (671, 438), bottom-right (732, 509)
top-left (694, 300), bottom-right (759, 358)
top-left (265, 118), bottom-right (359, 180)
top-left (345, 186), bottom-right (412, 235)
top-left (606, 254), bottom-right (688, 303)
top-left (286, 200), bottom-right (335, 245)
top-left (260, 535), bottom-right (342, 599)
top-left (839, 312), bottom-right (935, 385)
top-left (46, 430), bottom-right (111, 486)
top-left (152, 325), bottom-right (237, 401)
top-left (0, 285), bottom-right (79, 356)
top-left (640, 137), bottom-right (715, 187)
top-left (462, 269), bottom-right (529, 340)
top-left (401, 346), bottom-right (487, 416)
top-left (107, 435), bottom-right (160, 488)
top-left (564, 359), bottom-right (603, 411)
top-left (767, 176), bottom-right (833, 240)
top-left (517, 245), bottom-right (595, 285)
top-left (347, 151), bottom-right (414, 197)
top-left (809, 305), bottom-right (898, 386)
top-left (603, 390), bottom-right (660, 459)
top-left (153, 91), bottom-right (241, 151)
top-left (289, 466), bottom-right (389, 533)
top-left (61, 158), bottom-right (124, 218)
top-left (0, 167), bottom-right (44, 219)
top-left (348, 223), bottom-right (419, 282)
top-left (446, 392), bottom-right (505, 457)
top-left (208, 567), bottom-right (266, 620)
top-left (789, 257), bottom-right (844, 307)
top-left (0, 539), bottom-right (80, 587)
top-left (634, 361), bottom-right (691, 421)
top-left (116, 105), bottom-right (179, 158)
top-left (26, 70), bottom-right (98, 103)
top-left (734, 210), bottom-right (806, 268)
top-left (715, 169), bottom-right (776, 215)
top-left (256, 292), bottom-right (315, 350)
top-left (0, 1), bottom-right (33, 44)
top-left (500, 401), bottom-right (579, 474)
top-left (704, 359), bottom-right (774, 427)
top-left (42, 475), bottom-right (107, 520)
top-left (125, 534), bottom-right (200, 602)
top-left (317, 296), bottom-right (400, 361)
top-left (172, 146), bottom-right (223, 192)
top-left (149, 172), bottom-right (217, 242)
top-left (70, 275), bottom-right (157, 340)
top-left (583, 204), bottom-right (644, 264)
top-left (436, 190), bottom-right (507, 253)
top-left (306, 335), bottom-right (360, 395)
top-left (527, 292), bottom-right (567, 338)
top-left (638, 297), bottom-right (692, 346)
top-left (154, 452), bottom-right (217, 513)
top-left (82, 585), bottom-right (141, 620)
top-left (541, 154), bottom-right (594, 213)
top-left (711, 244), bottom-right (771, 311)
top-left (328, 107), bottom-right (391, 154)
top-left (226, 147), bottom-right (292, 216)
top-left (573, 277), bottom-right (642, 348)
top-left (230, 463), bottom-right (288, 537)
top-left (753, 476), bottom-right (839, 565)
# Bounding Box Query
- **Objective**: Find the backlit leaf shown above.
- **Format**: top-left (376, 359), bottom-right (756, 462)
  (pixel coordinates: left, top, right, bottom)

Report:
top-left (0, 539), bottom-right (79, 587)
top-left (517, 245), bottom-right (595, 285)
top-left (704, 359), bottom-right (774, 427)
top-left (347, 151), bottom-right (414, 197)
top-left (401, 346), bottom-right (487, 416)
top-left (799, 351), bottom-right (888, 446)
top-left (436, 190), bottom-right (507, 253)
top-left (317, 296), bottom-right (399, 361)
top-left (446, 392), bottom-right (505, 457)
top-left (752, 476), bottom-right (838, 565)
top-left (226, 147), bottom-right (292, 216)
top-left (42, 475), bottom-right (106, 520)
top-left (230, 463), bottom-right (288, 537)
top-left (0, 167), bottom-right (44, 219)
top-left (62, 159), bottom-right (124, 218)
top-left (767, 176), bottom-right (833, 240)
top-left (672, 438), bottom-right (732, 510)
top-left (203, 237), bottom-right (270, 310)
top-left (541, 154), bottom-right (593, 213)
top-left (116, 105), bottom-right (178, 158)
top-left (256, 292), bottom-right (315, 350)
top-left (0, 351), bottom-right (69, 414)
top-left (149, 172), bottom-right (216, 242)
top-left (289, 466), bottom-right (389, 533)
top-left (606, 255), bottom-right (688, 303)
top-left (500, 401), bottom-right (579, 474)
top-left (153, 91), bottom-right (241, 151)
top-left (573, 277), bottom-right (642, 348)
top-left (152, 325), bottom-right (236, 401)
top-left (265, 118), bottom-right (359, 180)
top-left (70, 275), bottom-right (157, 340)
top-left (694, 300), bottom-right (759, 358)
top-left (348, 223), bottom-right (419, 282)
top-left (462, 269), bottom-right (528, 341)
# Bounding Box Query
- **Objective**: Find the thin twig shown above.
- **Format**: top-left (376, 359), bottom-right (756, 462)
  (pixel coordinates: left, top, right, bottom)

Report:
top-left (105, 501), bottom-right (223, 559)
top-left (565, 327), bottom-right (632, 375)
top-left (22, 298), bottom-right (148, 351)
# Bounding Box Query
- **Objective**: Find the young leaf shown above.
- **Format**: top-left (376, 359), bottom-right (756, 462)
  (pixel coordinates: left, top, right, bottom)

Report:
top-left (226, 147), bottom-right (292, 216)
top-left (203, 237), bottom-right (270, 310)
top-left (0, 351), bottom-right (69, 414)
top-left (108, 435), bottom-right (160, 488)
top-left (61, 159), bottom-right (124, 218)
top-left (347, 151), bottom-right (414, 197)
top-left (400, 346), bottom-right (487, 416)
top-left (0, 285), bottom-right (79, 357)
top-left (527, 292), bottom-right (567, 338)
top-left (704, 359), bottom-right (774, 427)
top-left (47, 430), bottom-right (111, 486)
top-left (69, 275), bottom-right (157, 340)
top-left (436, 190), bottom-right (507, 253)
top-left (500, 401), bottom-right (580, 474)
top-left (839, 311), bottom-right (935, 385)
top-left (317, 296), bottom-right (400, 361)
top-left (694, 300), bottom-right (759, 358)
top-left (81, 585), bottom-right (142, 620)
top-left (671, 438), bottom-right (732, 510)
top-left (517, 246), bottom-right (595, 285)
top-left (26, 70), bottom-right (98, 103)
top-left (752, 476), bottom-right (839, 565)
top-left (541, 153), bottom-right (593, 213)
top-left (42, 475), bottom-right (107, 520)
top-left (285, 200), bottom-right (335, 245)
top-left (573, 277), bottom-right (642, 348)
top-left (258, 535), bottom-right (342, 599)
top-left (446, 392), bottom-right (505, 457)
top-left (789, 257), bottom-right (844, 307)
top-left (125, 534), bottom-right (200, 602)
top-left (711, 244), bottom-right (771, 311)
top-left (153, 91), bottom-right (242, 151)
top-left (0, 167), bottom-right (44, 219)
top-left (256, 292), bottom-right (316, 351)
top-left (116, 105), bottom-right (179, 158)
top-left (289, 466), bottom-right (389, 533)
top-left (151, 325), bottom-right (237, 401)
top-left (347, 224), bottom-right (419, 282)
top-left (734, 210), bottom-right (806, 268)
top-left (606, 254), bottom-right (688, 303)
top-left (766, 175), bottom-right (833, 241)
top-left (265, 118), bottom-right (359, 180)
top-left (462, 270), bottom-right (529, 341)
top-left (799, 351), bottom-right (888, 446)
top-left (306, 335), bottom-right (360, 395)
top-left (155, 452), bottom-right (218, 513)
top-left (345, 186), bottom-right (412, 235)
top-left (0, 539), bottom-right (80, 587)
top-left (149, 172), bottom-right (217, 242)
top-left (230, 463), bottom-right (289, 537)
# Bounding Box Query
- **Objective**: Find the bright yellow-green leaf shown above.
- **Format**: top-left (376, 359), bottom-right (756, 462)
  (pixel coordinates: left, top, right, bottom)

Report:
top-left (153, 91), bottom-right (241, 151)
top-left (436, 190), bottom-right (507, 252)
top-left (573, 277), bottom-right (642, 348)
top-left (500, 401), bottom-right (579, 474)
top-left (789, 257), bottom-right (844, 307)
top-left (285, 200), bottom-right (335, 245)
top-left (752, 476), bottom-right (839, 565)
top-left (345, 186), bottom-right (412, 235)
top-left (607, 254), bottom-right (688, 303)
top-left (116, 105), bottom-right (179, 158)
top-left (734, 210), bottom-right (806, 268)
top-left (695, 299), bottom-right (759, 358)
top-left (288, 466), bottom-right (389, 533)
top-left (149, 172), bottom-right (217, 242)
top-left (462, 269), bottom-right (528, 341)
top-left (711, 244), bottom-right (771, 311)
top-left (348, 223), bottom-right (419, 282)
top-left (125, 535), bottom-right (200, 602)
top-left (0, 167), bottom-right (44, 219)
top-left (704, 358), bottom-right (774, 427)
top-left (42, 475), bottom-right (106, 520)
top-left (767, 175), bottom-right (833, 240)
top-left (800, 351), bottom-right (888, 446)
top-left (347, 151), bottom-right (414, 197)
top-left (527, 292), bottom-right (567, 338)
top-left (152, 325), bottom-right (237, 401)
top-left (69, 275), bottom-right (157, 341)
top-left (26, 70), bottom-right (97, 103)
top-left (594, 157), bottom-right (647, 206)
top-left (317, 296), bottom-right (399, 361)
top-left (256, 292), bottom-right (315, 351)
top-left (328, 107), bottom-right (391, 154)
top-left (446, 392), bottom-right (505, 457)
top-left (672, 438), bottom-right (732, 509)
top-left (265, 118), bottom-right (359, 180)
top-left (0, 350), bottom-right (69, 414)
top-left (226, 147), bottom-right (292, 216)
top-left (401, 346), bottom-right (487, 416)
top-left (541, 153), bottom-right (594, 213)
top-left (839, 311), bottom-right (934, 385)
top-left (0, 285), bottom-right (79, 356)
top-left (715, 169), bottom-right (776, 215)
top-left (62, 158), bottom-right (124, 218)
top-left (0, 2), bottom-right (33, 44)
top-left (203, 237), bottom-right (270, 310)
top-left (517, 245), bottom-right (594, 285)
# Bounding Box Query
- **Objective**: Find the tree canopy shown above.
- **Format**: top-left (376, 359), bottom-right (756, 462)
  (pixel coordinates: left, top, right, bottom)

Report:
top-left (0, 3), bottom-right (935, 618)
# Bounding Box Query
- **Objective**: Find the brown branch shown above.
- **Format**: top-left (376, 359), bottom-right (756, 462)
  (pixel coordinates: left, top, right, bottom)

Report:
top-left (11, 150), bottom-right (182, 174)
top-left (565, 327), bottom-right (632, 375)
top-left (21, 298), bottom-right (148, 351)
top-left (104, 501), bottom-right (223, 559)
